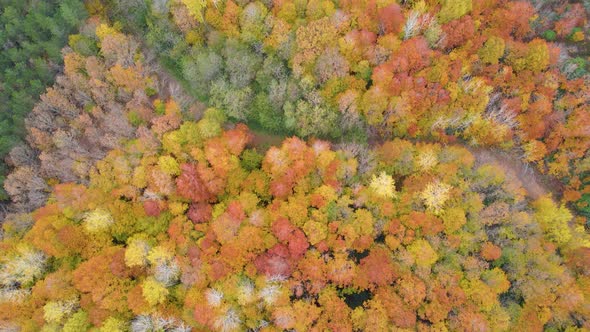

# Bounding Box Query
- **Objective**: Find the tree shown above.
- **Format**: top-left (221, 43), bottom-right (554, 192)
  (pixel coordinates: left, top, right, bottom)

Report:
top-left (143, 200), bottom-right (166, 217)
top-left (239, 2), bottom-right (269, 44)
top-left (187, 202), bottom-right (213, 224)
top-left (99, 317), bottom-right (127, 332)
top-left (314, 48), bottom-right (350, 84)
top-left (420, 181), bottom-right (452, 215)
top-left (506, 39), bottom-right (550, 73)
top-left (480, 242), bottom-right (501, 261)
top-left (481, 268), bottom-right (510, 294)
top-left (532, 196), bottom-right (573, 246)
top-left (83, 208), bottom-right (114, 233)
top-left (369, 171), bottom-right (396, 199)
top-left (407, 239), bottom-right (439, 267)
top-left (395, 274), bottom-right (426, 309)
top-left (223, 39), bottom-right (262, 89)
top-left (0, 245), bottom-right (46, 294)
top-left (441, 207), bottom-right (466, 234)
top-left (182, 49), bottom-right (223, 98)
top-left (293, 17), bottom-right (338, 76)
top-left (43, 300), bottom-right (78, 324)
top-left (478, 36), bottom-right (505, 65)
top-left (63, 310), bottom-right (91, 332)
top-left (181, 0), bottom-right (207, 22)
top-left (283, 100), bottom-right (340, 138)
top-left (209, 79), bottom-right (254, 121)
top-left (125, 238), bottom-right (151, 267)
top-left (4, 166), bottom-right (48, 211)
top-left (141, 277), bottom-right (169, 306)
top-left (176, 163), bottom-right (216, 203)
top-left (377, 4), bottom-right (404, 35)
top-left (438, 0), bottom-right (472, 24)
top-left (254, 244), bottom-right (294, 277)
top-left (356, 246), bottom-right (398, 289)
top-left (442, 16), bottom-right (475, 50)
top-left (72, 247), bottom-right (135, 313)
top-left (374, 287), bottom-right (417, 328)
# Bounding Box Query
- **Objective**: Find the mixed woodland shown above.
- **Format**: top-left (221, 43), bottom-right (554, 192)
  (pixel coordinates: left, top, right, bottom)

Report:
top-left (0, 0), bottom-right (87, 198)
top-left (1, 0), bottom-right (590, 331)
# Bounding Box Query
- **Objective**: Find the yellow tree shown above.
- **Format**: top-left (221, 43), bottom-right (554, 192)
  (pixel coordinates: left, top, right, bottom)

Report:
top-left (532, 196), bottom-right (573, 247)
top-left (420, 181), bottom-right (452, 215)
top-left (369, 171), bottom-right (396, 199)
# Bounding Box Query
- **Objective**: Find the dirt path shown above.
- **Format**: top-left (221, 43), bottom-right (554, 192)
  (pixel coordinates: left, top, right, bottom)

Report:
top-left (249, 130), bottom-right (289, 152)
top-left (468, 147), bottom-right (563, 200)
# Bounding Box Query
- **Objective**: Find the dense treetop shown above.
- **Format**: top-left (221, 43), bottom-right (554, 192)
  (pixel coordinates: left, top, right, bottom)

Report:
top-left (2, 90), bottom-right (589, 330)
top-left (1, 1), bottom-right (590, 331)
top-left (96, 0), bottom-right (590, 217)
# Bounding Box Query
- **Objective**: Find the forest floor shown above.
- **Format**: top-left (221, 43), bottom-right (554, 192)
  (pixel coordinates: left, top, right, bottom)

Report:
top-left (248, 130), bottom-right (563, 200)
top-left (248, 129), bottom-right (290, 152)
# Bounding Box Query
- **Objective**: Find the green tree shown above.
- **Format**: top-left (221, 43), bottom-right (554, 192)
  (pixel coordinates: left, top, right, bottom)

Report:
top-left (283, 100), bottom-right (341, 138)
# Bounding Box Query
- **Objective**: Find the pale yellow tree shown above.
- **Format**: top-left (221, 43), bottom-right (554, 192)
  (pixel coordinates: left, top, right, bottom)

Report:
top-left (416, 148), bottom-right (438, 172)
top-left (83, 208), bottom-right (114, 233)
top-left (420, 181), bottom-right (452, 215)
top-left (369, 171), bottom-right (396, 199)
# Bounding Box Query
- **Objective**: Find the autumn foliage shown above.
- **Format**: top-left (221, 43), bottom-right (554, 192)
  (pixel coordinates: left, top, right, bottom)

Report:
top-left (2, 87), bottom-right (590, 329)
top-left (1, 1), bottom-right (590, 330)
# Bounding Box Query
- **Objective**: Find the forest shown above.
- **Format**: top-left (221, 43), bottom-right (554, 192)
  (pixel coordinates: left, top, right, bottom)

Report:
top-left (0, 0), bottom-right (589, 331)
top-left (0, 0), bottom-right (87, 199)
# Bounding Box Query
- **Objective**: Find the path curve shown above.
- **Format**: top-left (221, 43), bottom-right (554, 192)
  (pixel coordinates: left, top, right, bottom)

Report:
top-left (468, 147), bottom-right (563, 200)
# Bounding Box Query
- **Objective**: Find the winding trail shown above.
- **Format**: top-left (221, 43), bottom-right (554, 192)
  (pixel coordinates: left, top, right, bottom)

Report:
top-left (467, 147), bottom-right (562, 200)
top-left (248, 130), bottom-right (287, 152)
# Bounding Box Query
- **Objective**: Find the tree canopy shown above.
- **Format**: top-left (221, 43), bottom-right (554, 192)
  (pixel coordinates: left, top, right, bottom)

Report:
top-left (1, 1), bottom-right (590, 331)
